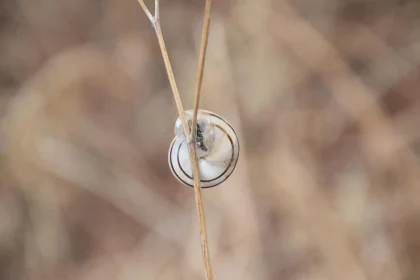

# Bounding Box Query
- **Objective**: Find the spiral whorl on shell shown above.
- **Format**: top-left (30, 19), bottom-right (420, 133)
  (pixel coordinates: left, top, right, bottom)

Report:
top-left (168, 110), bottom-right (240, 188)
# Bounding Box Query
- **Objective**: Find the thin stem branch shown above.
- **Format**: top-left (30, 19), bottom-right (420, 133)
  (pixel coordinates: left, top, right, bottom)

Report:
top-left (135, 1), bottom-right (214, 279)
top-left (153, 22), bottom-right (191, 137)
top-left (136, 0), bottom-right (154, 24)
top-left (191, 0), bottom-right (212, 139)
top-left (155, 0), bottom-right (159, 21)
top-left (189, 1), bottom-right (213, 280)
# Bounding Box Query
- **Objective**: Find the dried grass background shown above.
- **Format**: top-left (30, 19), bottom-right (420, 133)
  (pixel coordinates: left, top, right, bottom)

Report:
top-left (1, 0), bottom-right (420, 279)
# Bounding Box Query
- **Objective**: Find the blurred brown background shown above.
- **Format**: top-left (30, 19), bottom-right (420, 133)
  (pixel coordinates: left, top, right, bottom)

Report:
top-left (1, 0), bottom-right (420, 279)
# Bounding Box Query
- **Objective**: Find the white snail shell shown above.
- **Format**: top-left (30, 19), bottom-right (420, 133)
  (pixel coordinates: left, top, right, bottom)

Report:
top-left (168, 109), bottom-right (240, 188)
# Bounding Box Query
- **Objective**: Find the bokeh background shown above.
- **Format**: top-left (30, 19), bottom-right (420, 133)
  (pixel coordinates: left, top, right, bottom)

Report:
top-left (1, 0), bottom-right (420, 279)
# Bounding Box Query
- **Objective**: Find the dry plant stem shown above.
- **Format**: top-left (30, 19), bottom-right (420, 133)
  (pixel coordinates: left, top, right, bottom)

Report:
top-left (136, 0), bottom-right (154, 23)
top-left (154, 0), bottom-right (159, 21)
top-left (155, 22), bottom-right (214, 280)
top-left (191, 0), bottom-right (212, 136)
top-left (189, 1), bottom-right (214, 279)
top-left (135, 1), bottom-right (214, 279)
top-left (153, 23), bottom-right (191, 137)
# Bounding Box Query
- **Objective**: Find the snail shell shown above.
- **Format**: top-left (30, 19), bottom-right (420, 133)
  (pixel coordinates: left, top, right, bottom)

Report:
top-left (168, 109), bottom-right (240, 188)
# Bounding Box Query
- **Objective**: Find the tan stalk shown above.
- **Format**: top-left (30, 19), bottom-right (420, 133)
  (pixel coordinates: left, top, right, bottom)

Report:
top-left (191, 0), bottom-right (212, 133)
top-left (135, 1), bottom-right (214, 279)
top-left (190, 1), bottom-right (213, 279)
